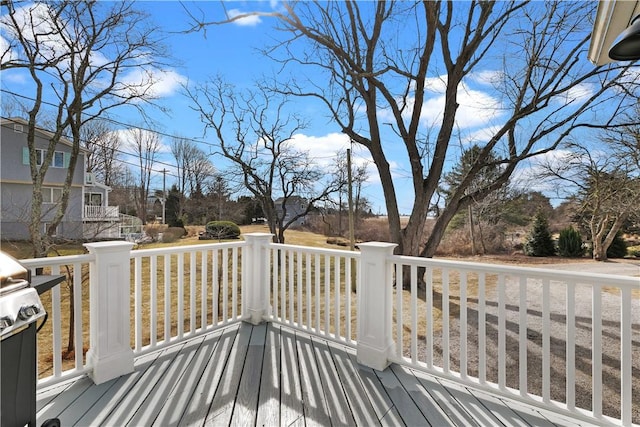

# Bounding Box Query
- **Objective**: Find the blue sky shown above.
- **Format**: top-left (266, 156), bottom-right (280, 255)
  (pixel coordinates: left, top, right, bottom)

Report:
top-left (1, 1), bottom-right (620, 214)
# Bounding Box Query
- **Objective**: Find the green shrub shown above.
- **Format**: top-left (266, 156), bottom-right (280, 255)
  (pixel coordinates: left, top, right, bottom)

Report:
top-left (203, 221), bottom-right (241, 240)
top-left (523, 211), bottom-right (555, 257)
top-left (628, 245), bottom-right (640, 257)
top-left (557, 226), bottom-right (584, 257)
top-left (606, 233), bottom-right (628, 258)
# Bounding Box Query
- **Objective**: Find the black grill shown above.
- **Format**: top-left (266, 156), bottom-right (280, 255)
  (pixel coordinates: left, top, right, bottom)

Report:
top-left (0, 251), bottom-right (64, 427)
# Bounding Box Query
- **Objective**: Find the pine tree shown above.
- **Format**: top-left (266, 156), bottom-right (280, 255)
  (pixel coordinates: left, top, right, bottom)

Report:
top-left (557, 226), bottom-right (584, 257)
top-left (606, 232), bottom-right (628, 258)
top-left (524, 211), bottom-right (556, 257)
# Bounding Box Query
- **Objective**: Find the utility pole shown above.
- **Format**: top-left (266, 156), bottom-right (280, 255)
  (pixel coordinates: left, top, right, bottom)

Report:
top-left (161, 168), bottom-right (167, 225)
top-left (347, 148), bottom-right (355, 252)
top-left (347, 148), bottom-right (356, 293)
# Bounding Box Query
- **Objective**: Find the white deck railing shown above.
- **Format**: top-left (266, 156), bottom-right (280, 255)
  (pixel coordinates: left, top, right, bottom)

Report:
top-left (21, 253), bottom-right (94, 386)
top-left (130, 241), bottom-right (246, 356)
top-left (387, 254), bottom-right (639, 427)
top-left (20, 234), bottom-right (638, 426)
top-left (83, 205), bottom-right (119, 220)
top-left (266, 243), bottom-right (359, 344)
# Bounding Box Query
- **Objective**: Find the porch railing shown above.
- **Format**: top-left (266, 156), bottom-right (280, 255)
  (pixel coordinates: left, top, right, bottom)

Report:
top-left (21, 253), bottom-right (94, 385)
top-left (130, 241), bottom-right (246, 356)
top-left (83, 205), bottom-right (119, 220)
top-left (21, 234), bottom-right (638, 426)
top-left (387, 254), bottom-right (638, 427)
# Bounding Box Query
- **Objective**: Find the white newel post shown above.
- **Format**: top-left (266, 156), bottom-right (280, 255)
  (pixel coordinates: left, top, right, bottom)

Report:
top-left (357, 242), bottom-right (397, 371)
top-left (84, 241), bottom-right (135, 385)
top-left (243, 233), bottom-right (273, 325)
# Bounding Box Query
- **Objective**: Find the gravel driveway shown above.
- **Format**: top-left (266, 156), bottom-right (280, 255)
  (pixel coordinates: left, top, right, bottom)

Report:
top-left (419, 260), bottom-right (640, 423)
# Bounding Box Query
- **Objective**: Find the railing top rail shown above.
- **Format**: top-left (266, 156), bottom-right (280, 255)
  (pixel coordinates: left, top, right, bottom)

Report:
top-left (132, 240), bottom-right (246, 257)
top-left (392, 254), bottom-right (640, 288)
top-left (269, 242), bottom-right (361, 258)
top-left (20, 253), bottom-right (94, 268)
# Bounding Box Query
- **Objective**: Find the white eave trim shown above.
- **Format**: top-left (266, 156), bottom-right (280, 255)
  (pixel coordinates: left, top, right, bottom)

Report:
top-left (589, 0), bottom-right (640, 66)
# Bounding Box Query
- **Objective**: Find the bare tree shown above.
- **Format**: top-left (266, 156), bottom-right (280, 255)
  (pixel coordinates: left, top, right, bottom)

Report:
top-left (331, 150), bottom-right (370, 235)
top-left (1, 0), bottom-right (166, 257)
top-left (81, 119), bottom-right (123, 187)
top-left (540, 139), bottom-right (639, 261)
top-left (185, 1), bottom-right (639, 258)
top-left (187, 78), bottom-right (340, 243)
top-left (170, 136), bottom-right (216, 220)
top-left (128, 128), bottom-right (162, 224)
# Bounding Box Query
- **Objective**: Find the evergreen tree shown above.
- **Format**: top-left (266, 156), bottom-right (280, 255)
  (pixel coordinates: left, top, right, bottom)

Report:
top-left (606, 232), bottom-right (628, 258)
top-left (557, 226), bottom-right (584, 257)
top-left (524, 211), bottom-right (556, 256)
top-left (165, 185), bottom-right (183, 227)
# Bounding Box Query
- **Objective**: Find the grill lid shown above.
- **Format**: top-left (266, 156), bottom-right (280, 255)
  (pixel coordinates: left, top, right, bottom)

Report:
top-left (0, 251), bottom-right (30, 295)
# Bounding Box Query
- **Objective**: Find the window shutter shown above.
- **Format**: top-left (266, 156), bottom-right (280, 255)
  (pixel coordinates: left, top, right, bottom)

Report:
top-left (22, 147), bottom-right (29, 165)
top-left (64, 152), bottom-right (70, 168)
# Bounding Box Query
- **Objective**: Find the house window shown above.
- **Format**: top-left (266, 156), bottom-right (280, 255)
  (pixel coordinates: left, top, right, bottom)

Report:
top-left (52, 151), bottom-right (65, 168)
top-left (22, 148), bottom-right (68, 168)
top-left (84, 193), bottom-right (102, 206)
top-left (42, 187), bottom-right (63, 204)
top-left (42, 223), bottom-right (60, 237)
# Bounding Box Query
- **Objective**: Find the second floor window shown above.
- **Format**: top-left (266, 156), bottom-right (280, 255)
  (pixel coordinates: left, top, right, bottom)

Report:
top-left (22, 147), bottom-right (70, 168)
top-left (52, 151), bottom-right (65, 167)
top-left (42, 187), bottom-right (63, 204)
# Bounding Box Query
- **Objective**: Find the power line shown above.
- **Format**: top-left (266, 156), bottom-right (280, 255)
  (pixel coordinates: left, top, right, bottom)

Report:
top-left (2, 89), bottom-right (217, 150)
top-left (0, 116), bottom-right (210, 181)
top-left (2, 89), bottom-right (358, 166)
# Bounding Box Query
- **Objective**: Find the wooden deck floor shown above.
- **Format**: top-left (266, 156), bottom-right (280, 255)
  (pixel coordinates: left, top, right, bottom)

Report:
top-left (37, 322), bottom-right (584, 426)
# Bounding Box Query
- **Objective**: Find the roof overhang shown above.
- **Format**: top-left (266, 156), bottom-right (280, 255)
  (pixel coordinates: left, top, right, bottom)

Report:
top-left (589, 0), bottom-right (640, 65)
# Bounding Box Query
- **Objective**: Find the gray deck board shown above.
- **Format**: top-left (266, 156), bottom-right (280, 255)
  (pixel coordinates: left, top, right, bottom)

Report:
top-left (36, 321), bottom-right (585, 427)
top-left (374, 363), bottom-right (429, 426)
top-left (326, 343), bottom-right (380, 426)
top-left (71, 350), bottom-right (163, 425)
top-left (230, 322), bottom-right (266, 427)
top-left (409, 367), bottom-right (482, 427)
top-left (202, 322), bottom-right (251, 426)
top-left (154, 329), bottom-right (225, 426)
top-left (278, 325), bottom-right (305, 427)
top-left (345, 351), bottom-right (404, 426)
top-left (389, 363), bottom-right (456, 426)
top-left (178, 325), bottom-right (239, 426)
top-left (256, 323), bottom-right (282, 427)
top-left (310, 336), bottom-right (357, 427)
top-left (295, 331), bottom-right (332, 427)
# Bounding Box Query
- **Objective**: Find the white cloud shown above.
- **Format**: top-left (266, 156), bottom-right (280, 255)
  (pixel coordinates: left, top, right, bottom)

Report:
top-left (468, 70), bottom-right (502, 86)
top-left (288, 132), bottom-right (380, 184)
top-left (380, 75), bottom-right (504, 131)
top-left (228, 9), bottom-right (262, 27)
top-left (289, 132), bottom-right (350, 164)
top-left (0, 70), bottom-right (27, 84)
top-left (1, 3), bottom-right (67, 61)
top-left (424, 75), bottom-right (447, 93)
top-left (418, 84), bottom-right (503, 129)
top-left (562, 83), bottom-right (595, 104)
top-left (460, 125), bottom-right (504, 145)
top-left (115, 68), bottom-right (187, 99)
top-left (113, 128), bottom-right (171, 154)
top-left (511, 150), bottom-right (574, 193)
top-left (0, 35), bottom-right (17, 63)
